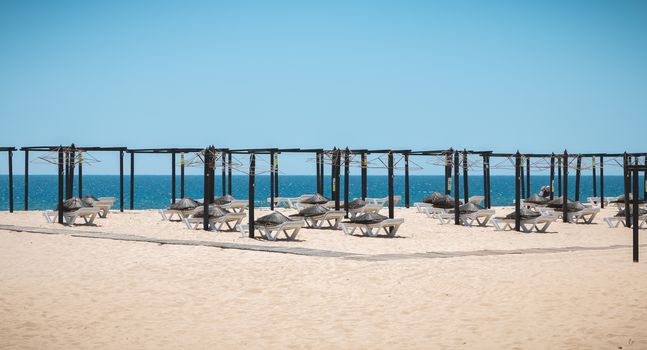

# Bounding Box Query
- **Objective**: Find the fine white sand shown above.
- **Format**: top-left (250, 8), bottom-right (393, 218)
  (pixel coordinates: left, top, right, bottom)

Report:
top-left (1, 207), bottom-right (646, 349)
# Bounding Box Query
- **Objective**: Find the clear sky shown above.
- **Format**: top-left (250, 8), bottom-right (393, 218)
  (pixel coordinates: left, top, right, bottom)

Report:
top-left (1, 0), bottom-right (645, 175)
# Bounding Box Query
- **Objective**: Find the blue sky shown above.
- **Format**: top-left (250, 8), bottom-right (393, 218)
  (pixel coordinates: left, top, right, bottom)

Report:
top-left (1, 0), bottom-right (645, 175)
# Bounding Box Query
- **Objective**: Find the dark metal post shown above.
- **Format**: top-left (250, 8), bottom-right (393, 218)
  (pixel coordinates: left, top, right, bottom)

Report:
top-left (557, 157), bottom-right (562, 197)
top-left (520, 156), bottom-right (525, 201)
top-left (227, 152), bottom-right (232, 195)
top-left (575, 155), bottom-right (582, 202)
top-left (57, 147), bottom-right (64, 224)
top-left (344, 148), bottom-right (350, 217)
top-left (445, 152), bottom-right (452, 195)
top-left (24, 150), bottom-right (29, 210)
top-left (482, 155), bottom-right (489, 208)
top-left (270, 151), bottom-right (275, 210)
top-left (330, 149), bottom-right (335, 199)
top-left (171, 152), bottom-right (176, 204)
top-left (633, 167), bottom-right (639, 262)
top-left (453, 151), bottom-right (460, 225)
top-left (624, 153), bottom-right (631, 227)
top-left (315, 152), bottom-right (321, 194)
top-left (319, 152), bottom-right (325, 194)
top-left (274, 153), bottom-right (279, 197)
top-left (486, 155), bottom-right (491, 208)
top-left (592, 156), bottom-right (597, 198)
top-left (549, 154), bottom-right (555, 200)
top-left (248, 153), bottom-right (256, 238)
top-left (78, 152), bottom-right (83, 198)
top-left (8, 150), bottom-right (13, 212)
top-left (462, 150), bottom-right (469, 203)
top-left (180, 153), bottom-right (185, 198)
top-left (644, 155), bottom-right (647, 202)
top-left (334, 149), bottom-right (340, 210)
top-left (203, 148), bottom-right (212, 231)
top-left (404, 153), bottom-right (410, 208)
top-left (130, 152), bottom-right (134, 210)
top-left (515, 151), bottom-right (521, 231)
top-left (388, 151), bottom-right (394, 219)
top-left (600, 156), bottom-right (605, 209)
top-left (68, 145), bottom-right (75, 200)
top-left (119, 150), bottom-right (124, 212)
top-left (221, 152), bottom-right (226, 196)
top-left (526, 157), bottom-right (531, 198)
top-left (361, 152), bottom-right (367, 200)
top-left (563, 150), bottom-right (569, 223)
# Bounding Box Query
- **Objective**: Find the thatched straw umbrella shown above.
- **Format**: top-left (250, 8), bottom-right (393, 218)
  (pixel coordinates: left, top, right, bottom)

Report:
top-left (347, 198), bottom-right (366, 210)
top-left (350, 212), bottom-right (387, 224)
top-left (293, 205), bottom-right (329, 217)
top-left (170, 197), bottom-right (199, 210)
top-left (300, 193), bottom-right (329, 205)
top-left (255, 212), bottom-right (292, 227)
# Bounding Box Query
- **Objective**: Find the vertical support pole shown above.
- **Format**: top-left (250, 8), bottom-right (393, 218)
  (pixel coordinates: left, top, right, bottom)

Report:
top-left (623, 153), bottom-right (631, 227)
top-left (514, 151), bottom-right (521, 231)
top-left (334, 149), bottom-right (341, 210)
top-left (68, 145), bottom-right (75, 200)
top-left (462, 150), bottom-right (469, 203)
top-left (221, 151), bottom-right (226, 196)
top-left (330, 149), bottom-right (336, 199)
top-left (361, 152), bottom-right (368, 200)
top-left (130, 152), bottom-right (134, 210)
top-left (270, 151), bottom-right (275, 210)
top-left (526, 157), bottom-right (530, 198)
top-left (203, 148), bottom-right (211, 231)
top-left (227, 152), bottom-right (232, 195)
top-left (57, 147), bottom-right (64, 224)
top-left (119, 150), bottom-right (124, 212)
top-left (486, 155), bottom-right (491, 208)
top-left (315, 152), bottom-right (321, 194)
top-left (549, 154), bottom-right (555, 200)
top-left (8, 150), bottom-right (13, 213)
top-left (388, 151), bottom-right (394, 220)
top-left (319, 152), bottom-right (325, 194)
top-left (24, 150), bottom-right (29, 211)
top-left (404, 153), bottom-right (410, 208)
top-left (644, 155), bottom-right (647, 202)
top-left (575, 155), bottom-right (582, 202)
top-left (557, 157), bottom-right (562, 197)
top-left (445, 152), bottom-right (452, 195)
top-left (600, 156), bottom-right (605, 209)
top-left (520, 156), bottom-right (525, 201)
top-left (171, 152), bottom-right (176, 204)
top-left (274, 153), bottom-right (279, 197)
top-left (453, 151), bottom-right (460, 225)
top-left (344, 148), bottom-right (350, 217)
top-left (180, 153), bottom-right (185, 198)
top-left (482, 155), bottom-right (489, 208)
top-left (563, 150), bottom-right (569, 223)
top-left (592, 156), bottom-right (597, 198)
top-left (78, 152), bottom-right (83, 198)
top-left (248, 153), bottom-right (256, 238)
top-left (64, 149), bottom-right (70, 199)
top-left (632, 167), bottom-right (639, 263)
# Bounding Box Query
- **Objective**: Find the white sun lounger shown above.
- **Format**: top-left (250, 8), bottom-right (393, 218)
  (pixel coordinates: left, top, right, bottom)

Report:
top-left (221, 199), bottom-right (248, 213)
top-left (238, 220), bottom-right (305, 241)
top-left (340, 218), bottom-right (405, 237)
top-left (491, 214), bottom-right (558, 233)
top-left (159, 208), bottom-right (195, 221)
top-left (413, 202), bottom-right (433, 213)
top-left (420, 206), bottom-right (448, 219)
top-left (604, 214), bottom-right (647, 228)
top-left (566, 207), bottom-right (600, 224)
top-left (43, 207), bottom-right (102, 226)
top-left (349, 204), bottom-right (384, 218)
top-left (433, 209), bottom-right (495, 226)
top-left (292, 210), bottom-right (346, 229)
top-left (468, 196), bottom-right (485, 205)
top-left (365, 196), bottom-right (401, 207)
top-left (88, 197), bottom-right (115, 218)
top-left (268, 195), bottom-right (313, 209)
top-left (182, 212), bottom-right (247, 231)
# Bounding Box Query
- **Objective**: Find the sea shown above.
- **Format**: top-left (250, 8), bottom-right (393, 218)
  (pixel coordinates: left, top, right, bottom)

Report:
top-left (0, 175), bottom-right (640, 211)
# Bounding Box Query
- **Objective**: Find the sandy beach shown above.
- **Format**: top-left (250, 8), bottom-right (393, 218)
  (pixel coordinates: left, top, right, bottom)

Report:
top-left (1, 207), bottom-right (646, 349)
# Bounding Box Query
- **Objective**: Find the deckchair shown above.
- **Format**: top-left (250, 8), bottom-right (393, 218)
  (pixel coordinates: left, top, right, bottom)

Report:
top-left (340, 218), bottom-right (405, 237)
top-left (43, 207), bottom-right (101, 226)
top-left (268, 195), bottom-right (313, 209)
top-left (293, 210), bottom-right (346, 229)
top-left (365, 196), bottom-right (401, 207)
top-left (566, 207), bottom-right (600, 224)
top-left (604, 214), bottom-right (647, 228)
top-left (90, 197), bottom-right (115, 218)
top-left (491, 214), bottom-right (558, 233)
top-left (182, 212), bottom-right (247, 231)
top-left (349, 203), bottom-right (384, 218)
top-left (459, 209), bottom-right (496, 227)
top-left (419, 206), bottom-right (448, 219)
top-left (468, 196), bottom-right (485, 205)
top-left (222, 199), bottom-right (248, 213)
top-left (238, 220), bottom-right (305, 241)
top-left (413, 202), bottom-right (433, 213)
top-left (159, 208), bottom-right (195, 221)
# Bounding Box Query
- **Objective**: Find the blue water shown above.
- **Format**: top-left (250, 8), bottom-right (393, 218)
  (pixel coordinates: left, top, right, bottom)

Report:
top-left (0, 175), bottom-right (641, 210)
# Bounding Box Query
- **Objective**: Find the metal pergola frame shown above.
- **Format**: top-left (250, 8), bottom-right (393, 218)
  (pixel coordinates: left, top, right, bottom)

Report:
top-left (1, 147), bottom-right (17, 212)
